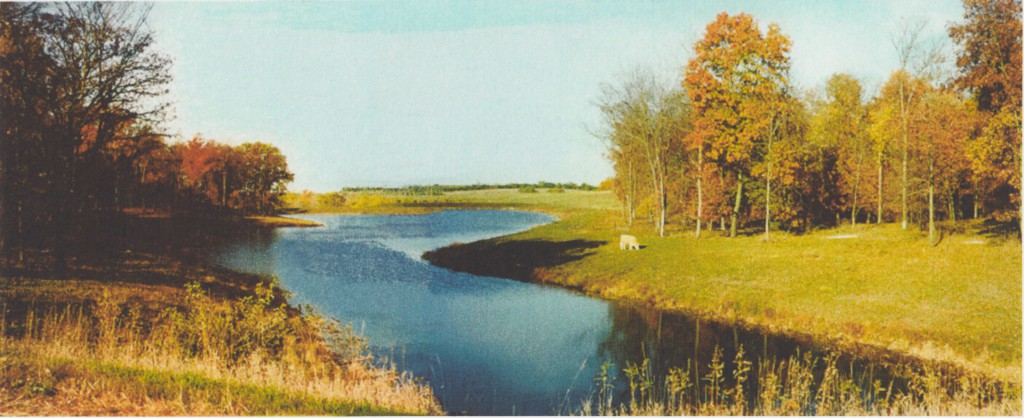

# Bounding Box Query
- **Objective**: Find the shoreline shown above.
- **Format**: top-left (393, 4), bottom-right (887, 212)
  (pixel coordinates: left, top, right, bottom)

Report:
top-left (420, 210), bottom-right (1022, 385)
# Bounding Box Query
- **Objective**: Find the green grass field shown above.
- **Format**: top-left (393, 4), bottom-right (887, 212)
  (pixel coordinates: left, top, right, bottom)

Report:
top-left (413, 189), bottom-right (1021, 383)
top-left (283, 188), bottom-right (620, 217)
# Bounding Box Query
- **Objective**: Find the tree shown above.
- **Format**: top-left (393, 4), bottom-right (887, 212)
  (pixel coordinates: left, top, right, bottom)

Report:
top-left (950, 0), bottom-right (1022, 225)
top-left (917, 89), bottom-right (975, 244)
top-left (866, 94), bottom-right (898, 224)
top-left (234, 142), bottom-right (294, 215)
top-left (949, 0), bottom-right (1022, 113)
top-left (0, 3), bottom-right (171, 268)
top-left (0, 3), bottom-right (53, 260)
top-left (597, 70), bottom-right (690, 236)
top-left (811, 74), bottom-right (871, 226)
top-left (891, 19), bottom-right (944, 230)
top-left (684, 12), bottom-right (792, 237)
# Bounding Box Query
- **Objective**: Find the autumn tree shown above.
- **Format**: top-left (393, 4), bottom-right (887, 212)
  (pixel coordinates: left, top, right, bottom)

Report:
top-left (950, 0), bottom-right (1022, 224)
top-left (915, 90), bottom-right (974, 243)
top-left (891, 19), bottom-right (947, 230)
top-left (170, 135), bottom-right (241, 209)
top-left (684, 12), bottom-right (792, 237)
top-left (0, 3), bottom-right (53, 260)
top-left (233, 142), bottom-right (294, 215)
top-left (0, 3), bottom-right (171, 267)
top-left (811, 74), bottom-right (872, 226)
top-left (596, 70), bottom-right (690, 236)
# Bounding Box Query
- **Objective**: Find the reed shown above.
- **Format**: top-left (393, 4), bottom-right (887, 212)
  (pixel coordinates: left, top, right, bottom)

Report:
top-left (579, 345), bottom-right (1020, 416)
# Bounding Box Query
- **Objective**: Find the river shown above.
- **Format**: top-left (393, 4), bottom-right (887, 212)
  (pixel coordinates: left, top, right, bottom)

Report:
top-left (209, 210), bottom-right (890, 415)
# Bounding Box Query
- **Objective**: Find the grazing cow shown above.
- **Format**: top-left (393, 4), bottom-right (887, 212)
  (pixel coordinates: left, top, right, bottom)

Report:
top-left (619, 234), bottom-right (640, 250)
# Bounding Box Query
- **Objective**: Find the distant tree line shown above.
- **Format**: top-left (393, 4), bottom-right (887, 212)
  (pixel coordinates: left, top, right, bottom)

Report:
top-left (598, 2), bottom-right (1021, 243)
top-left (0, 3), bottom-right (293, 265)
top-left (342, 181), bottom-right (598, 196)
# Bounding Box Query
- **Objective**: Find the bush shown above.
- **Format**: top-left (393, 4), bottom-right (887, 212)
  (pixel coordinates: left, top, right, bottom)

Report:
top-left (518, 186), bottom-right (537, 193)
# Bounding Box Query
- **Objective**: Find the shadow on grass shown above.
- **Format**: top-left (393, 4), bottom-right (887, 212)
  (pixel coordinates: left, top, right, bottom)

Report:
top-left (422, 238), bottom-right (605, 282)
top-left (978, 218), bottom-right (1021, 240)
top-left (2, 248), bottom-right (280, 305)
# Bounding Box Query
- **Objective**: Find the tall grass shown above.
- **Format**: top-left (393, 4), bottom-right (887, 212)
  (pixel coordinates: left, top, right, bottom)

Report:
top-left (0, 282), bottom-right (440, 415)
top-left (578, 345), bottom-right (1019, 416)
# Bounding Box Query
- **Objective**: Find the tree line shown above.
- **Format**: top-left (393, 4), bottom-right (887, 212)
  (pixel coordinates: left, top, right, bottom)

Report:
top-left (1, 3), bottom-right (293, 265)
top-left (341, 182), bottom-right (599, 196)
top-left (598, 1), bottom-right (1021, 244)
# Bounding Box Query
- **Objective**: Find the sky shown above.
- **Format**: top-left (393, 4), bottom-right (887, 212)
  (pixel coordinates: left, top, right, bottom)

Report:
top-left (148, 0), bottom-right (965, 192)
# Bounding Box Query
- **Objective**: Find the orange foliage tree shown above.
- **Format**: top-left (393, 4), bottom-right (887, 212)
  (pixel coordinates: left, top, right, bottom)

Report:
top-left (950, 0), bottom-right (1022, 222)
top-left (683, 12), bottom-right (793, 237)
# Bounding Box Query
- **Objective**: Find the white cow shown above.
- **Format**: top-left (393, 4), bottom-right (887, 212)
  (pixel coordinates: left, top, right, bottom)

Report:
top-left (619, 234), bottom-right (640, 250)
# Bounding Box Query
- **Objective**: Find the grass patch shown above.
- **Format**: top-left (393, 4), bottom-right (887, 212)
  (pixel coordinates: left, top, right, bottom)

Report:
top-left (0, 353), bottom-right (401, 415)
top-left (244, 215), bottom-right (324, 228)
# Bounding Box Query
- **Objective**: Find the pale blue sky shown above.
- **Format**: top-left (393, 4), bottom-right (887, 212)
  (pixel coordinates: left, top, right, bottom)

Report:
top-left (148, 0), bottom-right (963, 192)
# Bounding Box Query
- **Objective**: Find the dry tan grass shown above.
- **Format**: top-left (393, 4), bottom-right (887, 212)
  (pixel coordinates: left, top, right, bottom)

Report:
top-left (0, 283), bottom-right (440, 415)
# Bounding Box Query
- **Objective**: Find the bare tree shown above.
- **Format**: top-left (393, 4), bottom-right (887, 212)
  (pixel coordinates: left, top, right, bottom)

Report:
top-left (596, 69), bottom-right (690, 236)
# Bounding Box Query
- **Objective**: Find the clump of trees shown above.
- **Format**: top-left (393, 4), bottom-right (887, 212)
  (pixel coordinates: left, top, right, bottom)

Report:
top-left (597, 2), bottom-right (1021, 243)
top-left (165, 136), bottom-right (294, 214)
top-left (1, 3), bottom-right (293, 264)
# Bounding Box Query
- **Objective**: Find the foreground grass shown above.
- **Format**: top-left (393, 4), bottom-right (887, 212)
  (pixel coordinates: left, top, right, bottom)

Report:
top-left (0, 252), bottom-right (439, 415)
top-left (583, 346), bottom-right (1019, 416)
top-left (415, 190), bottom-right (1020, 385)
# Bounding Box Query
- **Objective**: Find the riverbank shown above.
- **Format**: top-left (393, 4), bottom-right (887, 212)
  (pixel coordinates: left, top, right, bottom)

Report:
top-left (423, 207), bottom-right (1022, 385)
top-left (0, 219), bottom-right (439, 414)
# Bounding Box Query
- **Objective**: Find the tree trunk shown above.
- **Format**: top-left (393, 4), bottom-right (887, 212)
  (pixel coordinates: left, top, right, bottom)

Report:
top-left (222, 169), bottom-right (228, 207)
top-left (877, 151), bottom-right (883, 224)
top-left (622, 194), bottom-right (630, 227)
top-left (901, 138), bottom-right (908, 230)
top-left (730, 173), bottom-right (743, 238)
top-left (650, 164), bottom-right (660, 234)
top-left (765, 139), bottom-right (772, 240)
top-left (948, 190), bottom-right (956, 223)
top-left (622, 159), bottom-right (630, 225)
top-left (696, 144), bottom-right (703, 238)
top-left (16, 200), bottom-right (24, 266)
top-left (658, 176), bottom-right (666, 237)
top-left (897, 70), bottom-right (910, 231)
top-left (928, 165), bottom-right (936, 246)
top-left (851, 182), bottom-right (858, 228)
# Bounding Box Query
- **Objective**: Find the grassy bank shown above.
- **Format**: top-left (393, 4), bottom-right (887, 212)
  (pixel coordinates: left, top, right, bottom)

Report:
top-left (409, 190), bottom-right (1020, 386)
top-left (244, 215), bottom-right (324, 228)
top-left (0, 245), bottom-right (439, 414)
